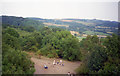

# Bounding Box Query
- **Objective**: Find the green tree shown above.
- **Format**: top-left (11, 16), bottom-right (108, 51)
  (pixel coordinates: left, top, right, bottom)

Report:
top-left (2, 43), bottom-right (35, 74)
top-left (104, 34), bottom-right (120, 57)
top-left (4, 27), bottom-right (19, 38)
top-left (87, 45), bottom-right (107, 72)
top-left (2, 32), bottom-right (20, 50)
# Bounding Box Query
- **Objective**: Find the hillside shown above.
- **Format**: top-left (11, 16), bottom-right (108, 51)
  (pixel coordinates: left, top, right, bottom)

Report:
top-left (1, 16), bottom-right (119, 37)
top-left (2, 15), bottom-right (120, 74)
top-left (29, 17), bottom-right (119, 36)
top-left (1, 16), bottom-right (44, 30)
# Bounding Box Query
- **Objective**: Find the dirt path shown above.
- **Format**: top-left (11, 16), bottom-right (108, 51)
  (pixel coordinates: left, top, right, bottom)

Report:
top-left (31, 56), bottom-right (81, 74)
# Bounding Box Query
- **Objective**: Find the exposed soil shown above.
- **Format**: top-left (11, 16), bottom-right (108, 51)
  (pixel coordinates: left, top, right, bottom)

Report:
top-left (31, 56), bottom-right (81, 74)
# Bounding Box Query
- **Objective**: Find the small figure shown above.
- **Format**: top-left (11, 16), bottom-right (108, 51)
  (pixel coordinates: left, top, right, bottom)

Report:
top-left (53, 60), bottom-right (56, 65)
top-left (68, 72), bottom-right (71, 76)
top-left (57, 61), bottom-right (59, 64)
top-left (44, 64), bottom-right (48, 69)
top-left (70, 73), bottom-right (75, 76)
top-left (60, 60), bottom-right (62, 65)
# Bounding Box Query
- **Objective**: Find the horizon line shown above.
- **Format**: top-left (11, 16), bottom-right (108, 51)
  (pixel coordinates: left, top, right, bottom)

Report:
top-left (1, 15), bottom-right (118, 22)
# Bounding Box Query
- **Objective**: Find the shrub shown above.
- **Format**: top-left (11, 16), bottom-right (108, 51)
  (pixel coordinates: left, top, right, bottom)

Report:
top-left (2, 47), bottom-right (35, 74)
top-left (47, 54), bottom-right (54, 58)
top-left (76, 63), bottom-right (89, 74)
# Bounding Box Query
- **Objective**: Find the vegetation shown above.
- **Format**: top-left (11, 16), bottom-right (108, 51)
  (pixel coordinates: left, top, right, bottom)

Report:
top-left (76, 34), bottom-right (120, 74)
top-left (2, 16), bottom-right (44, 30)
top-left (2, 27), bottom-right (35, 74)
top-left (30, 17), bottom-right (119, 36)
top-left (83, 31), bottom-right (108, 35)
top-left (2, 16), bottom-right (120, 74)
top-left (2, 16), bottom-right (82, 74)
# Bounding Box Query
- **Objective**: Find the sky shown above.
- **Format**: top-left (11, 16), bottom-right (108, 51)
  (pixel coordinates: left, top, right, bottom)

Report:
top-left (0, 0), bottom-right (119, 21)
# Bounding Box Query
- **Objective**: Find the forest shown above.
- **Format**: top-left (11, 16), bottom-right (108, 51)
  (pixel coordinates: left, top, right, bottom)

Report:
top-left (1, 16), bottom-right (120, 74)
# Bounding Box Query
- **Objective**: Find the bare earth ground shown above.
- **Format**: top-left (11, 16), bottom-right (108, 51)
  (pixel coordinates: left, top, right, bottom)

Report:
top-left (31, 57), bottom-right (81, 74)
top-left (26, 52), bottom-right (81, 74)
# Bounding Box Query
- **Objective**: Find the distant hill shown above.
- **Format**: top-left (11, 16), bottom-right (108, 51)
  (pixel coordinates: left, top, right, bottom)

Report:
top-left (29, 17), bottom-right (119, 36)
top-left (1, 16), bottom-right (44, 30)
top-left (1, 16), bottom-right (119, 36)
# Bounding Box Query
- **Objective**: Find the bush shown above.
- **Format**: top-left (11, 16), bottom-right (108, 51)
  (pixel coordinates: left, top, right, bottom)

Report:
top-left (76, 63), bottom-right (89, 74)
top-left (87, 46), bottom-right (107, 72)
top-left (4, 27), bottom-right (20, 38)
top-left (36, 50), bottom-right (42, 55)
top-left (30, 46), bottom-right (38, 52)
top-left (47, 54), bottom-right (54, 58)
top-left (2, 47), bottom-right (35, 74)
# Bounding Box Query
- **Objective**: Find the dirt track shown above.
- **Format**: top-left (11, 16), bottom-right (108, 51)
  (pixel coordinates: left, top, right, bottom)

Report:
top-left (31, 56), bottom-right (81, 74)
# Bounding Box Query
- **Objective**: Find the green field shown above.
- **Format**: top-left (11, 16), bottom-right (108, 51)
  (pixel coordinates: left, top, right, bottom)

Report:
top-left (83, 31), bottom-right (108, 35)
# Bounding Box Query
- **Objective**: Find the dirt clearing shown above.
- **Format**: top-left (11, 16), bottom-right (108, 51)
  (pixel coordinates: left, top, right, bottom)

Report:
top-left (31, 56), bottom-right (81, 74)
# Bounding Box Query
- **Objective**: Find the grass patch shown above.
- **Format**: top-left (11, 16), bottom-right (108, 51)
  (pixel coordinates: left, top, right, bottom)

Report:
top-left (83, 31), bottom-right (108, 35)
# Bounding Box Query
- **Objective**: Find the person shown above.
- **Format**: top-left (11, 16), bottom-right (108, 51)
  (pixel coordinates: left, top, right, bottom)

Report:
top-left (57, 61), bottom-right (59, 64)
top-left (67, 72), bottom-right (70, 76)
top-left (60, 60), bottom-right (62, 65)
top-left (44, 64), bottom-right (48, 69)
top-left (70, 73), bottom-right (75, 76)
top-left (67, 72), bottom-right (75, 76)
top-left (53, 60), bottom-right (56, 65)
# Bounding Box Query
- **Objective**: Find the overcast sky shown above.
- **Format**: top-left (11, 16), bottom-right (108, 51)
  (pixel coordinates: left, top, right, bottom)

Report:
top-left (0, 0), bottom-right (119, 21)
